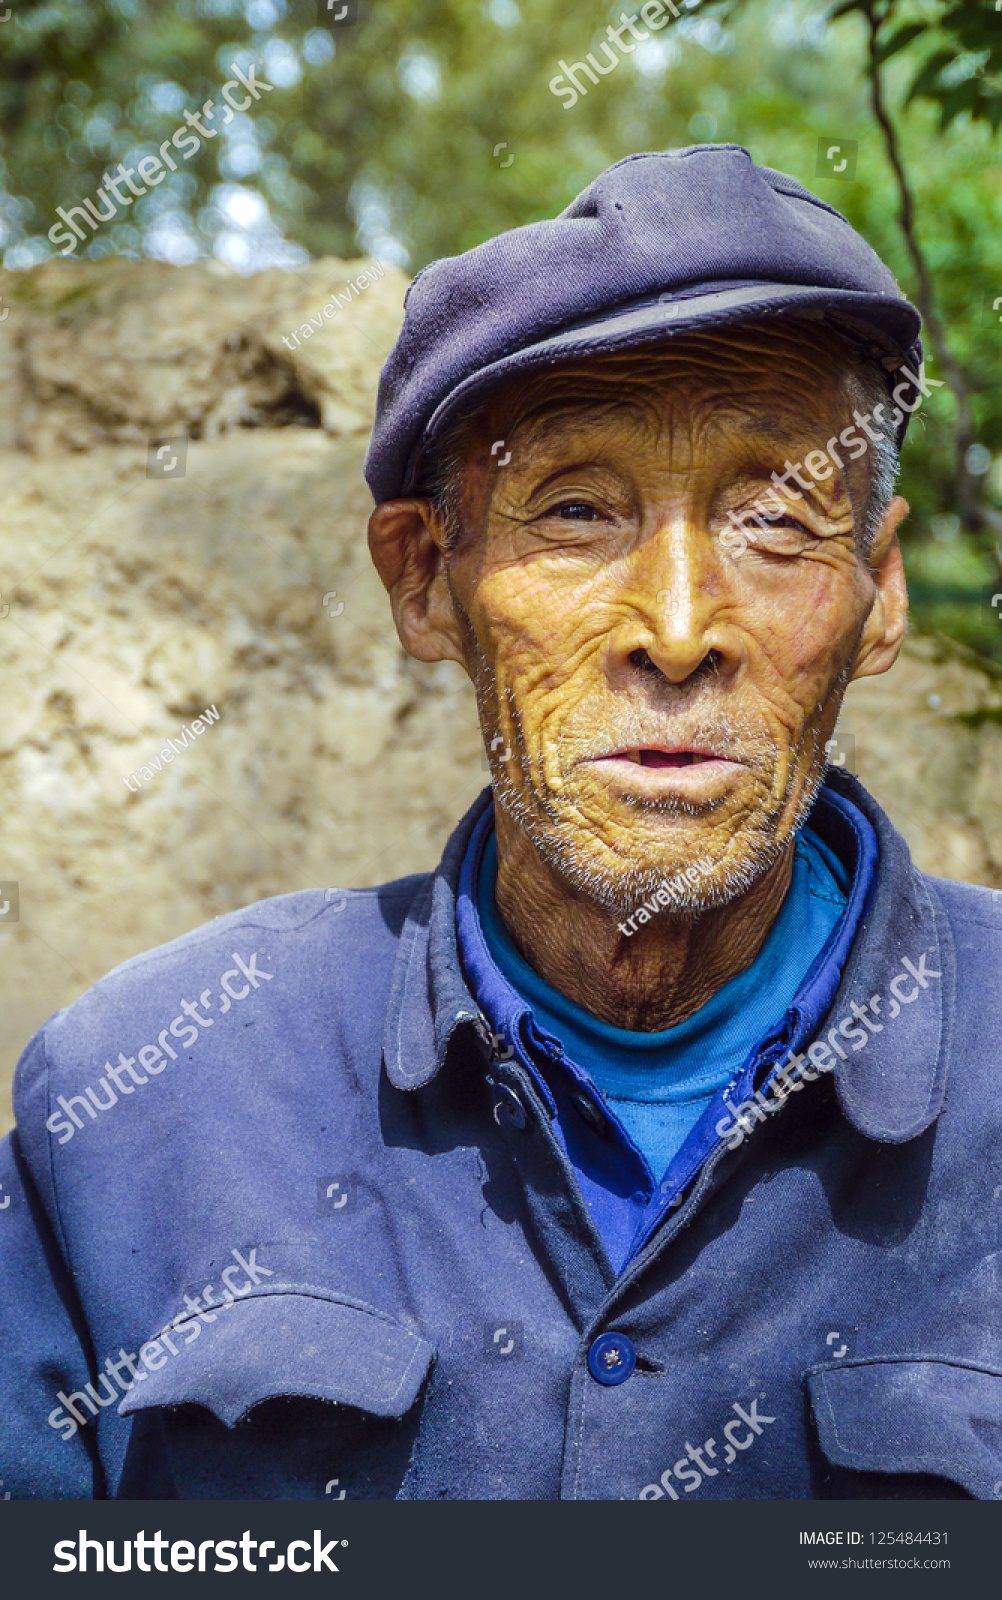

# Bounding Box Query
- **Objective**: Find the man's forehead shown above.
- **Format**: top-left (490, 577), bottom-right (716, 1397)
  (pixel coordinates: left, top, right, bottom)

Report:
top-left (502, 394), bottom-right (822, 458)
top-left (484, 324), bottom-right (860, 456)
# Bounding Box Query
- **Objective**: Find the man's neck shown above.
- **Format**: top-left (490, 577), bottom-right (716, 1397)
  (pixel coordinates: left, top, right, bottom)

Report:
top-left (492, 805), bottom-right (796, 1033)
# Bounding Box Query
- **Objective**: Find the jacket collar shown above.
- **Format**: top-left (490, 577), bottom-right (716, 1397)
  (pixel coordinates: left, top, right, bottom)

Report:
top-left (382, 787), bottom-right (493, 1090)
top-left (383, 774), bottom-right (954, 1144)
top-left (817, 768), bottom-right (953, 1142)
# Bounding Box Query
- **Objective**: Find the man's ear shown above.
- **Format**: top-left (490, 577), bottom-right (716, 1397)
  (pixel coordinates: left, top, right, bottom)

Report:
top-left (850, 495), bottom-right (910, 683)
top-left (367, 499), bottom-right (466, 665)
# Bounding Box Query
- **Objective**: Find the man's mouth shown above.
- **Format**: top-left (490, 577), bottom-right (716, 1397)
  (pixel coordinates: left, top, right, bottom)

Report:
top-left (603, 747), bottom-right (724, 768)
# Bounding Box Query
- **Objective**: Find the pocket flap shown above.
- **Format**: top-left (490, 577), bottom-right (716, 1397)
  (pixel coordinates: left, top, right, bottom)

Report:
top-left (119, 1292), bottom-right (435, 1428)
top-left (807, 1356), bottom-right (1002, 1499)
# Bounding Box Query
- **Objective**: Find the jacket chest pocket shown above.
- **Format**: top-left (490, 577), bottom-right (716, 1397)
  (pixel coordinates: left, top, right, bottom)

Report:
top-left (118, 1291), bottom-right (435, 1499)
top-left (807, 1355), bottom-right (1002, 1499)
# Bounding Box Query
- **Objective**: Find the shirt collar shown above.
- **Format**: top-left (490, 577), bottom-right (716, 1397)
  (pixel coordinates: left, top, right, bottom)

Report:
top-left (383, 772), bottom-right (953, 1143)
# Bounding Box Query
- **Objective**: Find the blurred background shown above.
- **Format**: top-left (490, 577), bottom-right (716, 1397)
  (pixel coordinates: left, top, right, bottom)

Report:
top-left (1, 0), bottom-right (1001, 1127)
top-left (3, 0), bottom-right (1002, 635)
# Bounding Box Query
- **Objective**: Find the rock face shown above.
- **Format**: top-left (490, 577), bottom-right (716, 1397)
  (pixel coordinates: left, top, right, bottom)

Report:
top-left (1, 256), bottom-right (1000, 1132)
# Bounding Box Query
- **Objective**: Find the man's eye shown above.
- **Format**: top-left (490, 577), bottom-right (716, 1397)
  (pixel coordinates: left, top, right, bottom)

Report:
top-left (747, 514), bottom-right (811, 534)
top-left (546, 501), bottom-right (601, 521)
top-left (725, 513), bottom-right (819, 553)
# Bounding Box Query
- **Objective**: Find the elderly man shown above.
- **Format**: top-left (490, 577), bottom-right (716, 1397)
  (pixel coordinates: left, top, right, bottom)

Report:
top-left (1, 146), bottom-right (996, 1503)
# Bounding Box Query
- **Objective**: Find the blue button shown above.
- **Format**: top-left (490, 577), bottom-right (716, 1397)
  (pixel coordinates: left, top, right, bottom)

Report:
top-left (492, 1083), bottom-right (526, 1130)
top-left (587, 1332), bottom-right (636, 1386)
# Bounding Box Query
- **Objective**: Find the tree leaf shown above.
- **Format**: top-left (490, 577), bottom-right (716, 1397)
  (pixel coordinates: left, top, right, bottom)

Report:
top-left (873, 20), bottom-right (928, 67)
top-left (904, 46), bottom-right (958, 103)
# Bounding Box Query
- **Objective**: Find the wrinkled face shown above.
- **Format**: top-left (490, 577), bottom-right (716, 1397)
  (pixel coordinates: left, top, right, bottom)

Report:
top-left (435, 325), bottom-right (906, 916)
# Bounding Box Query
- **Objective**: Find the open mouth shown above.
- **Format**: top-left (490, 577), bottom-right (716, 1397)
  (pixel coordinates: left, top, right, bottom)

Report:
top-left (608, 749), bottom-right (723, 768)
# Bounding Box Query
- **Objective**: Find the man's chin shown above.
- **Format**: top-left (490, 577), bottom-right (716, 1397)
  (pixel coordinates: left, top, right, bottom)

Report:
top-left (543, 760), bottom-right (828, 920)
top-left (566, 845), bottom-right (785, 921)
top-left (491, 755), bottom-right (821, 919)
top-left (508, 804), bottom-right (788, 920)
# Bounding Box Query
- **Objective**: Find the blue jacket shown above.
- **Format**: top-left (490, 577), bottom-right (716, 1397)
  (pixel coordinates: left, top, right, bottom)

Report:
top-left (1, 772), bottom-right (999, 1500)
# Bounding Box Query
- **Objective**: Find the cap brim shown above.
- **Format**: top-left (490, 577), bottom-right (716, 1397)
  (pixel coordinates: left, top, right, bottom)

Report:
top-left (419, 280), bottom-right (922, 464)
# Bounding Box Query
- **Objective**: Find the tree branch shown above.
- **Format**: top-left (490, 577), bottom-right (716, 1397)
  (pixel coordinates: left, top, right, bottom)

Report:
top-left (862, 0), bottom-right (986, 538)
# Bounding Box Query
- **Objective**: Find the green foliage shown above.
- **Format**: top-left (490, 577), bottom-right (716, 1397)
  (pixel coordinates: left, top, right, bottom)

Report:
top-left (833, 0), bottom-right (1002, 131)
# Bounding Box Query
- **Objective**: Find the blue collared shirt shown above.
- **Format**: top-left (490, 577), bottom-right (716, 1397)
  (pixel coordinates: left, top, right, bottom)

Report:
top-left (457, 790), bottom-right (878, 1270)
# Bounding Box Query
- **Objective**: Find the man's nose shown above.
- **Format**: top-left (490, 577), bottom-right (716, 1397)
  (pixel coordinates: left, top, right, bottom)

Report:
top-left (609, 525), bottom-right (741, 686)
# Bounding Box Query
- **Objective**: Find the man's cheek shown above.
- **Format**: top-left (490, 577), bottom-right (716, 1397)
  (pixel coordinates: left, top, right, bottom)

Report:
top-left (799, 561), bottom-right (871, 659)
top-left (763, 623), bottom-right (851, 697)
top-left (480, 550), bottom-right (605, 619)
top-left (753, 578), bottom-right (863, 694)
top-left (752, 666), bottom-right (834, 772)
top-left (513, 661), bottom-right (597, 756)
top-left (508, 652), bottom-right (608, 787)
top-left (482, 586), bottom-right (608, 685)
